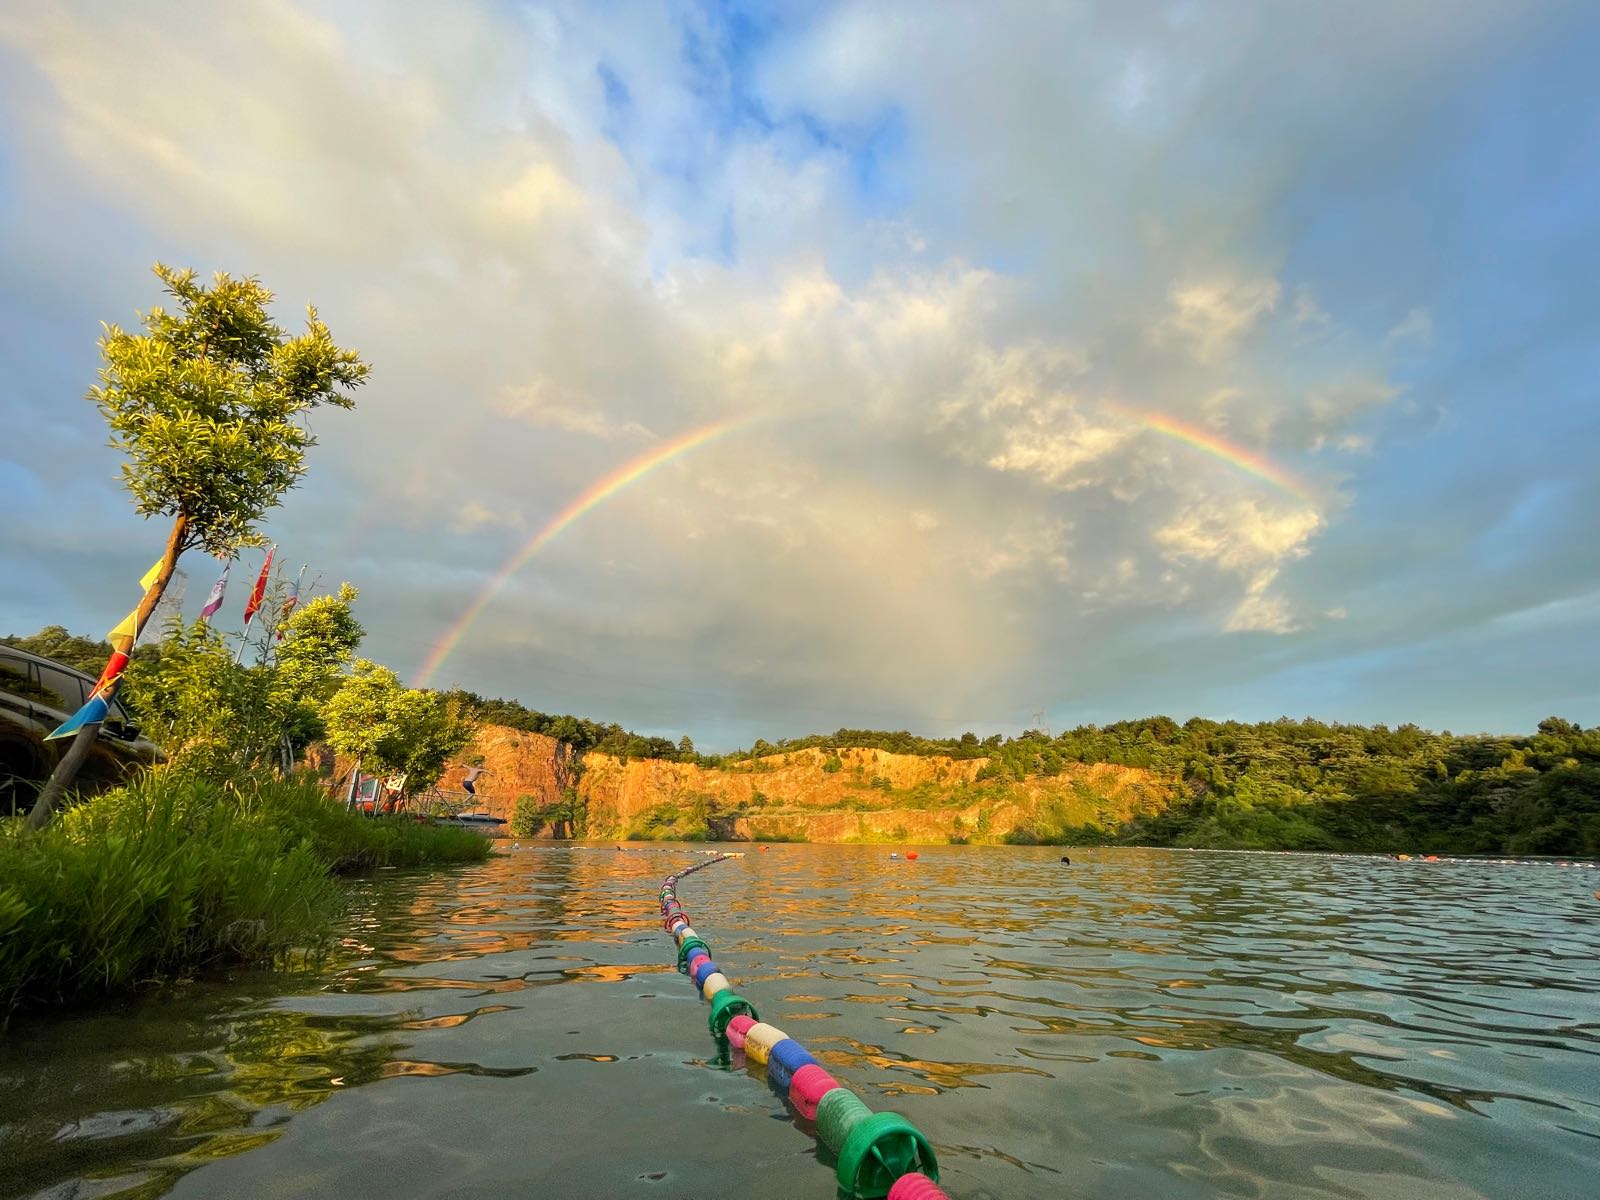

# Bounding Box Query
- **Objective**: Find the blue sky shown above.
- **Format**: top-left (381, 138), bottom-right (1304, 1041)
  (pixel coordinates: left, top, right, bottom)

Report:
top-left (1, 1), bottom-right (1596, 748)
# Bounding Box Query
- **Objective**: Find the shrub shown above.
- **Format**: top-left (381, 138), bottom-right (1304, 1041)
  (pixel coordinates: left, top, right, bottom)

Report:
top-left (0, 773), bottom-right (488, 1017)
top-left (510, 794), bottom-right (544, 838)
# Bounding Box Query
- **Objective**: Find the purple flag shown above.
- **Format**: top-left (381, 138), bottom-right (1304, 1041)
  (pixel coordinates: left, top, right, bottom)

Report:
top-left (199, 561), bottom-right (230, 621)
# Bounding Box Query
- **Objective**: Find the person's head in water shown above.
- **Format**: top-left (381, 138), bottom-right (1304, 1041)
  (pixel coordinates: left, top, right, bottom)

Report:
top-left (1060, 855), bottom-right (1071, 865)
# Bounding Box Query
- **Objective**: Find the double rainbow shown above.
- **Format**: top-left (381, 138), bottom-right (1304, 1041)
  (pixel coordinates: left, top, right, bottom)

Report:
top-left (413, 416), bottom-right (750, 688)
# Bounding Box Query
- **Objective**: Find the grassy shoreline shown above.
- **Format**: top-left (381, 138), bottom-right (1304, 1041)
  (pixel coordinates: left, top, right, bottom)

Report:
top-left (0, 775), bottom-right (489, 1021)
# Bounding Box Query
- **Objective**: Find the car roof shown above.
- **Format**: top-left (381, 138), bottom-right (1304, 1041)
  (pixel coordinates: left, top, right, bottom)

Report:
top-left (0, 644), bottom-right (100, 684)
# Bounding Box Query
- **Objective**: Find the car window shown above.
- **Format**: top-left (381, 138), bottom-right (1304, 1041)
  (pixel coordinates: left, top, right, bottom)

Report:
top-left (32, 663), bottom-right (87, 714)
top-left (105, 698), bottom-right (131, 731)
top-left (1, 649), bottom-right (52, 705)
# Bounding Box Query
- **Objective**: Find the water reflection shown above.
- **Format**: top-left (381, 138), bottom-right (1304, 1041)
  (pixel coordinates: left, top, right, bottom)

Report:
top-left (1, 846), bottom-right (1597, 1200)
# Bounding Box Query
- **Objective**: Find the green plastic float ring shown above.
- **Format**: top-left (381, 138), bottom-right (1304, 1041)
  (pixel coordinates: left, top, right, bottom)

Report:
top-left (707, 989), bottom-right (760, 1039)
top-left (835, 1111), bottom-right (939, 1200)
top-left (676, 936), bottom-right (711, 973)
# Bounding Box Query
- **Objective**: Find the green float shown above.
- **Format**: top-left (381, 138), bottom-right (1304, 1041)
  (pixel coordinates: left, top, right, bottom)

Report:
top-left (707, 988), bottom-right (760, 1039)
top-left (675, 935), bottom-right (711, 973)
top-left (835, 1111), bottom-right (940, 1200)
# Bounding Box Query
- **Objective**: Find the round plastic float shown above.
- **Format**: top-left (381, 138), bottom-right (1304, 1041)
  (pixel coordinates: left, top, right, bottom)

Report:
top-left (676, 937), bottom-right (711, 973)
top-left (767, 1038), bottom-right (819, 1090)
top-left (815, 1087), bottom-right (873, 1153)
top-left (887, 1172), bottom-right (950, 1200)
top-left (835, 1112), bottom-right (939, 1200)
top-left (707, 990), bottom-right (759, 1039)
top-left (788, 1064), bottom-right (839, 1121)
top-left (741, 1022), bottom-right (786, 1065)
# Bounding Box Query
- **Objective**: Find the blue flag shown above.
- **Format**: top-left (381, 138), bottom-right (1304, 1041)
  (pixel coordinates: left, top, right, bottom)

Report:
top-left (45, 694), bottom-right (110, 742)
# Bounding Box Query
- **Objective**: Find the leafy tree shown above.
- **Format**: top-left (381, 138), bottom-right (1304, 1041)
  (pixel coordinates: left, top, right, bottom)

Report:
top-left (509, 795), bottom-right (544, 838)
top-left (119, 585), bottom-right (364, 781)
top-left (120, 621), bottom-right (272, 781)
top-left (33, 265), bottom-right (368, 825)
top-left (273, 586), bottom-right (365, 710)
top-left (322, 662), bottom-right (477, 797)
top-left (2, 626), bottom-right (161, 677)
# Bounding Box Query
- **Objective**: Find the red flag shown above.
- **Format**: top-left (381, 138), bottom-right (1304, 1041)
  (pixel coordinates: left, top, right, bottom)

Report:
top-left (243, 545), bottom-right (275, 624)
top-left (88, 650), bottom-right (131, 701)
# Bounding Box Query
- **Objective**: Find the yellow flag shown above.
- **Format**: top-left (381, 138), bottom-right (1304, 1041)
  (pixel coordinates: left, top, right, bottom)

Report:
top-left (107, 608), bottom-right (139, 647)
top-left (106, 559), bottom-right (165, 646)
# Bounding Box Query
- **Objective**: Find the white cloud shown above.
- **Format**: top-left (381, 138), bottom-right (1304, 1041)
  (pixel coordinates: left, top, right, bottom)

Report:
top-left (1227, 569), bottom-right (1299, 633)
top-left (1386, 307), bottom-right (1435, 347)
top-left (0, 0), bottom-right (1519, 737)
top-left (1158, 277), bottom-right (1282, 363)
top-left (452, 500), bottom-right (521, 533)
top-left (496, 382), bottom-right (652, 440)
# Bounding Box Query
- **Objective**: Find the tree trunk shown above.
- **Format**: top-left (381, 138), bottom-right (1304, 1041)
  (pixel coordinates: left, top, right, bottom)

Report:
top-left (27, 514), bottom-right (189, 829)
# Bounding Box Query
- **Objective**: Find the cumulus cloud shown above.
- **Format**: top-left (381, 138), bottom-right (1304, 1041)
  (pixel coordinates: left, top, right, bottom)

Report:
top-left (1157, 278), bottom-right (1282, 363)
top-left (496, 382), bottom-right (653, 440)
top-left (3, 0), bottom-right (1566, 741)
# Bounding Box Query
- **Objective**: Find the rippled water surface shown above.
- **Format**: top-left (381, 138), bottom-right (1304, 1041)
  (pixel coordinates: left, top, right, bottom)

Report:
top-left (4, 845), bottom-right (1599, 1199)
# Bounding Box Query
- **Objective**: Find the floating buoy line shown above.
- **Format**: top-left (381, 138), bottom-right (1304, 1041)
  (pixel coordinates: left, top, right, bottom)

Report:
top-left (658, 853), bottom-right (949, 1200)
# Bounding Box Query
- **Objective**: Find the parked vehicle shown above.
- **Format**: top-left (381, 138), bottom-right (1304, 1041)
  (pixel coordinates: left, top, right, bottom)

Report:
top-left (0, 644), bottom-right (164, 815)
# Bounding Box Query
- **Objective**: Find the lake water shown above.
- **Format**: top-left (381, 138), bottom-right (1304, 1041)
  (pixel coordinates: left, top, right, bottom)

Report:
top-left (4, 844), bottom-right (1598, 1200)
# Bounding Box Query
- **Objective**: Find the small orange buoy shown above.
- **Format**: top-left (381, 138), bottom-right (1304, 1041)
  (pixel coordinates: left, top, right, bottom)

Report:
top-left (759, 845), bottom-right (768, 852)
top-left (906, 851), bottom-right (919, 861)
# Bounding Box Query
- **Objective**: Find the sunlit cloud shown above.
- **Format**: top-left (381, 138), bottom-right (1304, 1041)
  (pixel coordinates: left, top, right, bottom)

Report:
top-left (2, 0), bottom-right (1595, 741)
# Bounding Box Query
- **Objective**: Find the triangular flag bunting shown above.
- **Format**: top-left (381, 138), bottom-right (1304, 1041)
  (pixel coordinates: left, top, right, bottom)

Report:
top-left (48, 556), bottom-right (166, 739)
top-left (44, 694), bottom-right (109, 741)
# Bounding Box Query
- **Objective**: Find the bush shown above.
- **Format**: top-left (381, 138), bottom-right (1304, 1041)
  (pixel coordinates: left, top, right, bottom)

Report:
top-left (253, 778), bottom-right (491, 873)
top-left (510, 794), bottom-right (544, 838)
top-left (0, 774), bottom-right (488, 1017)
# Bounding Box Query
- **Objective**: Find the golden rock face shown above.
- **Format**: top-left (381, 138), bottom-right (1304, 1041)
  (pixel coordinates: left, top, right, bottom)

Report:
top-left (398, 725), bottom-right (1170, 844)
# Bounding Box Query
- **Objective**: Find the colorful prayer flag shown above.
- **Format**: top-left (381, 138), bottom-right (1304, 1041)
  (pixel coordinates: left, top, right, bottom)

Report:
top-left (105, 558), bottom-right (164, 649)
top-left (44, 694), bottom-right (109, 741)
top-left (243, 546), bottom-right (275, 625)
top-left (106, 608), bottom-right (138, 651)
top-left (46, 557), bottom-right (163, 739)
top-left (88, 650), bottom-right (130, 701)
top-left (199, 561), bottom-right (231, 621)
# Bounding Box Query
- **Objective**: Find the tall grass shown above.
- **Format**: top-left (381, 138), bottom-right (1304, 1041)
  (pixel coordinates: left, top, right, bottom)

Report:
top-left (0, 774), bottom-right (489, 1018)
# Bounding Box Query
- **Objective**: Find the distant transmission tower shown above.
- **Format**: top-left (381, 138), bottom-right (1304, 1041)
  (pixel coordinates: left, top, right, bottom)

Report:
top-left (145, 568), bottom-right (188, 642)
top-left (1030, 708), bottom-right (1051, 738)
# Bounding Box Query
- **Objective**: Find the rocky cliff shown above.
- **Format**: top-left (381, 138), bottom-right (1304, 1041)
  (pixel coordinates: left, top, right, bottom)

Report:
top-left (435, 728), bottom-right (1172, 845)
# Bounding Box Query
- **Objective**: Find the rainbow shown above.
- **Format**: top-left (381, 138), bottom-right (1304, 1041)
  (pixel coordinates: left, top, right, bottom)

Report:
top-left (1104, 402), bottom-right (1315, 503)
top-left (413, 416), bottom-right (751, 688)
